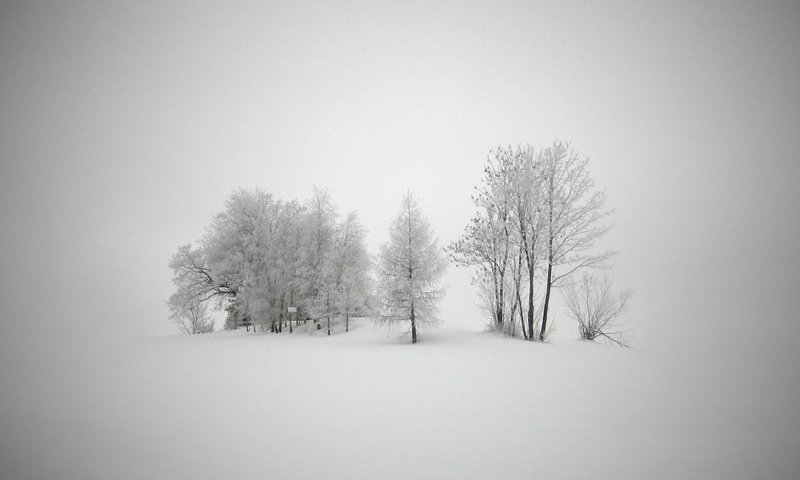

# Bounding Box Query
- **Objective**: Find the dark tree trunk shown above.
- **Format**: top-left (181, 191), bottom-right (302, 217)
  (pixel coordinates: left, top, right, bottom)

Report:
top-left (346, 312), bottom-right (349, 332)
top-left (497, 276), bottom-right (504, 329)
top-left (411, 301), bottom-right (417, 344)
top-left (521, 228), bottom-right (535, 342)
top-left (541, 174), bottom-right (555, 342)
top-left (515, 298), bottom-right (526, 340)
top-left (527, 273), bottom-right (534, 342)
top-left (541, 259), bottom-right (553, 341)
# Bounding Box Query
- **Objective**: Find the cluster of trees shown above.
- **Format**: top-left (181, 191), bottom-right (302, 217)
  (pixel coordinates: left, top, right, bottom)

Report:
top-left (448, 141), bottom-right (615, 342)
top-left (169, 141), bottom-right (628, 345)
top-left (168, 187), bottom-right (372, 335)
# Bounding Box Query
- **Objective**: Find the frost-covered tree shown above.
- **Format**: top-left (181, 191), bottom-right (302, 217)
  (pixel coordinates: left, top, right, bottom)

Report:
top-left (539, 141), bottom-right (612, 341)
top-left (448, 146), bottom-right (546, 340)
top-left (451, 142), bottom-right (613, 342)
top-left (300, 187), bottom-right (338, 321)
top-left (448, 148), bottom-right (516, 333)
top-left (334, 212), bottom-right (372, 332)
top-left (168, 244), bottom-right (235, 314)
top-left (312, 211), bottom-right (373, 334)
top-left (201, 189), bottom-right (284, 331)
top-left (506, 146), bottom-right (546, 340)
top-left (171, 302), bottom-right (214, 334)
top-left (376, 192), bottom-right (446, 343)
top-left (170, 189), bottom-right (307, 332)
top-left (169, 187), bottom-right (372, 335)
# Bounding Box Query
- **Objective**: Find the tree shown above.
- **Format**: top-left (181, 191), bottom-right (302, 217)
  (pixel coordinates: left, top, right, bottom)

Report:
top-left (169, 188), bottom-right (311, 333)
top-left (450, 142), bottom-right (613, 342)
top-left (539, 141), bottom-right (612, 341)
top-left (448, 148), bottom-right (517, 333)
top-left (300, 187), bottom-right (338, 324)
top-left (506, 146), bottom-right (546, 340)
top-left (448, 146), bottom-right (546, 340)
top-left (171, 302), bottom-right (214, 334)
top-left (168, 243), bottom-right (235, 315)
top-left (376, 192), bottom-right (446, 343)
top-left (563, 274), bottom-right (631, 347)
top-left (334, 212), bottom-right (372, 332)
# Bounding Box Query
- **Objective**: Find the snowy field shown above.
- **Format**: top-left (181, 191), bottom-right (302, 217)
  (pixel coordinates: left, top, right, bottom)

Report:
top-left (1, 319), bottom-right (798, 479)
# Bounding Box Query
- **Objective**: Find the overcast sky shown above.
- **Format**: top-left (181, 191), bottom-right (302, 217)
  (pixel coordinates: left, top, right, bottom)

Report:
top-left (1, 0), bottom-right (798, 362)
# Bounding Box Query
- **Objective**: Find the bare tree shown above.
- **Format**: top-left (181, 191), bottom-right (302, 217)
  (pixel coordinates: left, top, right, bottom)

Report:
top-left (171, 302), bottom-right (214, 335)
top-left (377, 192), bottom-right (446, 343)
top-left (448, 146), bottom-right (541, 338)
top-left (539, 141), bottom-right (612, 341)
top-left (563, 274), bottom-right (631, 347)
top-left (506, 146), bottom-right (546, 341)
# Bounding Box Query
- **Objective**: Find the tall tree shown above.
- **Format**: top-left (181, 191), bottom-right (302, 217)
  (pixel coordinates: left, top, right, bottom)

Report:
top-left (448, 146), bottom-right (545, 339)
top-left (300, 186), bottom-right (338, 321)
top-left (334, 212), bottom-right (372, 332)
top-left (171, 188), bottom-right (308, 332)
top-left (448, 148), bottom-right (516, 333)
top-left (376, 192), bottom-right (446, 343)
top-left (539, 141), bottom-right (612, 341)
top-left (506, 146), bottom-right (546, 340)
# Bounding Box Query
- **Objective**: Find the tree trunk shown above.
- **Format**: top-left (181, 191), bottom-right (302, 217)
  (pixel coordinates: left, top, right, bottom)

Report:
top-left (527, 265), bottom-right (534, 342)
top-left (497, 276), bottom-right (504, 329)
top-left (541, 173), bottom-right (555, 342)
top-left (346, 311), bottom-right (349, 333)
top-left (326, 292), bottom-right (331, 335)
top-left (541, 259), bottom-right (553, 341)
top-left (515, 297), bottom-right (526, 340)
top-left (410, 301), bottom-right (417, 344)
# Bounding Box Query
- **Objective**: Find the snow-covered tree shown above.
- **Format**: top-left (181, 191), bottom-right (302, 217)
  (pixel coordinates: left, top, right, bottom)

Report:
top-left (539, 141), bottom-right (612, 341)
top-left (169, 187), bottom-right (371, 335)
top-left (376, 192), bottom-right (446, 343)
top-left (448, 146), bottom-right (546, 340)
top-left (300, 187), bottom-right (338, 322)
top-left (169, 189), bottom-right (308, 333)
top-left (450, 142), bottom-right (613, 342)
top-left (448, 148), bottom-right (516, 333)
top-left (311, 211), bottom-right (372, 335)
top-left (506, 146), bottom-right (546, 340)
top-left (334, 212), bottom-right (372, 332)
top-left (168, 243), bottom-right (235, 314)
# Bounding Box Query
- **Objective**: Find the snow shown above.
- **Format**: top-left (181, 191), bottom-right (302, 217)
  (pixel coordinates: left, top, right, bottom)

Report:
top-left (1, 320), bottom-right (798, 479)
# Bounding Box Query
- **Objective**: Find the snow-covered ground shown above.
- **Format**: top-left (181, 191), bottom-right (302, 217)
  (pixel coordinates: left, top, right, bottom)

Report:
top-left (1, 319), bottom-right (798, 479)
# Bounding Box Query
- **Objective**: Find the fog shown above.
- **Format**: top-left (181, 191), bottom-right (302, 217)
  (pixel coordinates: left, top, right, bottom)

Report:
top-left (1, 1), bottom-right (799, 476)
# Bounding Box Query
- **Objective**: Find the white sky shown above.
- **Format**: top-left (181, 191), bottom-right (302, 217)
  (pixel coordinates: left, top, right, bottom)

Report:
top-left (1, 0), bottom-right (799, 360)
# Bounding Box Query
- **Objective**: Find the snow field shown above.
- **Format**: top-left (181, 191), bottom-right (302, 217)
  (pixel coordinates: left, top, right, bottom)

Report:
top-left (1, 319), bottom-right (797, 479)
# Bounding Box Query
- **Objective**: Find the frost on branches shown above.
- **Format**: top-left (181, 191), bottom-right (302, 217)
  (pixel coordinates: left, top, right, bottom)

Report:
top-left (449, 142), bottom-right (614, 341)
top-left (168, 187), bottom-right (371, 334)
top-left (376, 192), bottom-right (446, 343)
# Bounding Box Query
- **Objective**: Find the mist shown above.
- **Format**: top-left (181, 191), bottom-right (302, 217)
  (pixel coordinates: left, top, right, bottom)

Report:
top-left (1, 1), bottom-right (799, 478)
